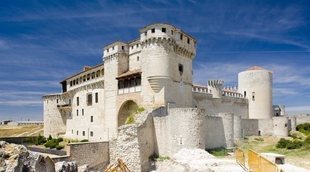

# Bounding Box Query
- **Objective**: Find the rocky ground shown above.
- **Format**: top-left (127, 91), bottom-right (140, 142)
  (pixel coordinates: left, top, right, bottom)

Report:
top-left (152, 149), bottom-right (244, 172)
top-left (0, 141), bottom-right (78, 172)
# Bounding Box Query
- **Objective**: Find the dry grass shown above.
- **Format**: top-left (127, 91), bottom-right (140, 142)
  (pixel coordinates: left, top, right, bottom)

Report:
top-left (0, 125), bottom-right (43, 137)
top-left (236, 136), bottom-right (310, 170)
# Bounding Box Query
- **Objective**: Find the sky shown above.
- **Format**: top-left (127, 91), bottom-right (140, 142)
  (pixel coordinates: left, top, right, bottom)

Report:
top-left (0, 0), bottom-right (309, 121)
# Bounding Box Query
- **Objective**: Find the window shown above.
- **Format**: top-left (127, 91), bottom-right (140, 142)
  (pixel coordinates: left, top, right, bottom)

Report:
top-left (178, 64), bottom-right (184, 75)
top-left (118, 80), bottom-right (124, 89)
top-left (83, 75), bottom-right (86, 82)
top-left (71, 130), bottom-right (73, 134)
top-left (136, 77), bottom-right (141, 86)
top-left (76, 79), bottom-right (79, 84)
top-left (82, 109), bottom-right (84, 116)
top-left (137, 56), bottom-right (139, 61)
top-left (252, 92), bottom-right (255, 101)
top-left (56, 99), bottom-right (59, 104)
top-left (95, 93), bottom-right (98, 103)
top-left (121, 46), bottom-right (124, 50)
top-left (162, 28), bottom-right (166, 33)
top-left (144, 31), bottom-right (147, 36)
top-left (171, 30), bottom-right (174, 35)
top-left (82, 131), bottom-right (85, 136)
top-left (151, 28), bottom-right (155, 33)
top-left (244, 91), bottom-right (247, 97)
top-left (91, 116), bottom-right (93, 123)
top-left (96, 71), bottom-right (100, 77)
top-left (90, 131), bottom-right (93, 137)
top-left (77, 97), bottom-right (79, 106)
top-left (87, 93), bottom-right (92, 106)
top-left (70, 81), bottom-right (72, 87)
top-left (87, 74), bottom-right (90, 80)
top-left (69, 99), bottom-right (71, 105)
top-left (77, 109), bottom-right (79, 116)
top-left (101, 69), bottom-right (104, 76)
top-left (77, 130), bottom-right (79, 135)
top-left (180, 34), bottom-right (183, 40)
top-left (91, 72), bottom-right (95, 79)
top-left (187, 38), bottom-right (190, 44)
top-left (112, 46), bottom-right (114, 50)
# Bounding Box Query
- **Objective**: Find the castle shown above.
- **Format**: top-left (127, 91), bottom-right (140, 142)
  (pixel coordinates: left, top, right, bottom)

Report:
top-left (43, 23), bottom-right (296, 160)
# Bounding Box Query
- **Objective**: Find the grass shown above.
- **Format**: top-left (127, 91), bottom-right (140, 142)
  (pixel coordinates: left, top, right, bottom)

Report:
top-left (0, 125), bottom-right (43, 137)
top-left (207, 148), bottom-right (229, 157)
top-left (237, 136), bottom-right (310, 169)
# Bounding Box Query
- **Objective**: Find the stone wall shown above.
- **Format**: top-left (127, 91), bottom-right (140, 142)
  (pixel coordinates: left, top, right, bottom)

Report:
top-left (241, 119), bottom-right (259, 136)
top-left (204, 116), bottom-right (226, 149)
top-left (295, 115), bottom-right (310, 125)
top-left (153, 108), bottom-right (206, 157)
top-left (193, 93), bottom-right (248, 119)
top-left (53, 142), bottom-right (109, 171)
top-left (273, 116), bottom-right (289, 137)
top-left (110, 110), bottom-right (156, 172)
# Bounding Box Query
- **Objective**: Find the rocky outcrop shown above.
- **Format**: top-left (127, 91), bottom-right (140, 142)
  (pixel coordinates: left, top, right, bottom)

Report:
top-left (55, 161), bottom-right (78, 172)
top-left (0, 141), bottom-right (55, 172)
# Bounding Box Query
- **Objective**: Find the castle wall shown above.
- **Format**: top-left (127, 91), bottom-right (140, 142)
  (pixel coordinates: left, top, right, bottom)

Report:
top-left (295, 115), bottom-right (310, 125)
top-left (193, 92), bottom-right (248, 119)
top-left (241, 119), bottom-right (274, 136)
top-left (43, 94), bottom-right (67, 137)
top-left (273, 116), bottom-right (289, 137)
top-left (65, 88), bottom-right (106, 142)
top-left (153, 108), bottom-right (205, 156)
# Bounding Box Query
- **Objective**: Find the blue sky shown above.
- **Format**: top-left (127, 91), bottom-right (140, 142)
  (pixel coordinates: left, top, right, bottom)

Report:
top-left (0, 0), bottom-right (309, 121)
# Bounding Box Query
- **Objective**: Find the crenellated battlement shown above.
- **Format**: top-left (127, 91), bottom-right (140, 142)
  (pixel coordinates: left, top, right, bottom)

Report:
top-left (103, 41), bottom-right (129, 62)
top-left (207, 80), bottom-right (224, 88)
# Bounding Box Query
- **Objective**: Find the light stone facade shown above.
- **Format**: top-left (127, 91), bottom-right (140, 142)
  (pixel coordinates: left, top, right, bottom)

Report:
top-left (43, 24), bottom-right (302, 169)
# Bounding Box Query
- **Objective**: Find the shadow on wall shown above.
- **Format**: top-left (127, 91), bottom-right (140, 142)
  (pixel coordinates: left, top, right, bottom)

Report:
top-left (204, 116), bottom-right (226, 149)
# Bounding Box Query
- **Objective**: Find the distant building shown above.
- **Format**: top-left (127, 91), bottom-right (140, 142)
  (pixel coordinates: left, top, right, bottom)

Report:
top-left (0, 120), bottom-right (12, 125)
top-left (7, 121), bottom-right (44, 126)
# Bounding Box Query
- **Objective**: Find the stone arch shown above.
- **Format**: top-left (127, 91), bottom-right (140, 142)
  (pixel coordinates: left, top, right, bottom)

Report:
top-left (118, 100), bottom-right (139, 127)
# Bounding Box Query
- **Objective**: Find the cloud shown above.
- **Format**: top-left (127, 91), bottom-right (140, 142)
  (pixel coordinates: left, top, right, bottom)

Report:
top-left (0, 40), bottom-right (9, 49)
top-left (273, 88), bottom-right (298, 96)
top-left (0, 100), bottom-right (42, 106)
top-left (286, 106), bottom-right (310, 113)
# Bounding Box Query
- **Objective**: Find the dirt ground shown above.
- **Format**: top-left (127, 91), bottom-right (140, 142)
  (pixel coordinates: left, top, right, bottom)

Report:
top-left (0, 125), bottom-right (43, 137)
top-left (236, 136), bottom-right (310, 170)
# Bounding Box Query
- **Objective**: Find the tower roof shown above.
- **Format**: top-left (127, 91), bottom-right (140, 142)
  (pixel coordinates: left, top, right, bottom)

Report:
top-left (246, 66), bottom-right (266, 71)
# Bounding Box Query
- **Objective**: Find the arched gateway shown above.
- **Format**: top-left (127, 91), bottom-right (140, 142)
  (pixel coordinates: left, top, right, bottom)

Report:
top-left (118, 100), bottom-right (138, 127)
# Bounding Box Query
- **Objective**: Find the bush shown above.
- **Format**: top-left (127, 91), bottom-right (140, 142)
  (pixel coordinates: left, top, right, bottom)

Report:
top-left (276, 138), bottom-right (291, 148)
top-left (136, 107), bottom-right (145, 113)
top-left (289, 130), bottom-right (306, 140)
top-left (296, 123), bottom-right (310, 135)
top-left (44, 139), bottom-right (59, 149)
top-left (80, 139), bottom-right (89, 142)
top-left (56, 145), bottom-right (64, 150)
top-left (125, 115), bottom-right (135, 124)
top-left (35, 135), bottom-right (47, 145)
top-left (48, 135), bottom-right (53, 141)
top-left (57, 137), bottom-right (63, 142)
top-left (304, 136), bottom-right (310, 146)
top-left (287, 140), bottom-right (303, 149)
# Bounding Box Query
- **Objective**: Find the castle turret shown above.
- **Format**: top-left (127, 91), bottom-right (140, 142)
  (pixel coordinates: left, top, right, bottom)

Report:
top-left (103, 41), bottom-right (129, 137)
top-left (207, 80), bottom-right (224, 98)
top-left (238, 66), bottom-right (273, 119)
top-left (139, 23), bottom-right (196, 107)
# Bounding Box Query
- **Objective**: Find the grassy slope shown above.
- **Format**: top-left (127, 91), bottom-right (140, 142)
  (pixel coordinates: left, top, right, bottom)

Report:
top-left (0, 125), bottom-right (43, 137)
top-left (236, 136), bottom-right (310, 169)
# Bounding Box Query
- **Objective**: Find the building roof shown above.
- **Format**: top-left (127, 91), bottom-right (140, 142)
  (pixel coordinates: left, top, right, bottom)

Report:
top-left (116, 69), bottom-right (141, 79)
top-left (246, 66), bottom-right (266, 71)
top-left (60, 63), bottom-right (104, 83)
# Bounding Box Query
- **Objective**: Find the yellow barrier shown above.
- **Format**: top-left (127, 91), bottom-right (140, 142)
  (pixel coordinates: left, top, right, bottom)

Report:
top-left (248, 149), bottom-right (278, 172)
top-left (235, 148), bottom-right (246, 168)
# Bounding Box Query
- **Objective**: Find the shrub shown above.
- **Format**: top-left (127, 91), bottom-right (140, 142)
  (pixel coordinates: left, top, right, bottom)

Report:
top-left (56, 145), bottom-right (64, 150)
top-left (44, 139), bottom-right (59, 149)
top-left (125, 115), bottom-right (135, 124)
top-left (36, 135), bottom-right (47, 145)
top-left (136, 107), bottom-right (145, 113)
top-left (155, 156), bottom-right (170, 161)
top-left (287, 140), bottom-right (303, 149)
top-left (289, 130), bottom-right (306, 140)
top-left (80, 139), bottom-right (89, 142)
top-left (276, 138), bottom-right (291, 148)
top-left (304, 136), bottom-right (310, 146)
top-left (48, 135), bottom-right (53, 141)
top-left (57, 137), bottom-right (64, 142)
top-left (296, 123), bottom-right (310, 136)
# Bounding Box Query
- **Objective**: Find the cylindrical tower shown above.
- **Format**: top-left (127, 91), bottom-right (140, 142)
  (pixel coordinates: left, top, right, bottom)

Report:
top-left (139, 23), bottom-right (196, 107)
top-left (238, 66), bottom-right (273, 119)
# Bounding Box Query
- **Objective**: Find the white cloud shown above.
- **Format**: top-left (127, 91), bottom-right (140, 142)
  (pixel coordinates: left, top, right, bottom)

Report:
top-left (0, 100), bottom-right (42, 106)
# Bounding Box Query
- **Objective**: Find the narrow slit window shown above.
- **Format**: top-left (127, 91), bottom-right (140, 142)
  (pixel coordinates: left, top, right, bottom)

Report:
top-left (252, 92), bottom-right (255, 101)
top-left (91, 116), bottom-right (93, 123)
top-left (178, 64), bottom-right (184, 75)
top-left (95, 93), bottom-right (98, 103)
top-left (87, 93), bottom-right (92, 106)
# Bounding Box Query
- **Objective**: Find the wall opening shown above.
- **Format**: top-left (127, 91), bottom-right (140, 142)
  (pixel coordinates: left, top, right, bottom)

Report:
top-left (118, 100), bottom-right (138, 127)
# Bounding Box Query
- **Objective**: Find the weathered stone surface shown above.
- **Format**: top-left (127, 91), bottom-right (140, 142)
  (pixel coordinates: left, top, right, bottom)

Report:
top-left (77, 164), bottom-right (89, 172)
top-left (0, 142), bottom-right (55, 172)
top-left (55, 161), bottom-right (78, 172)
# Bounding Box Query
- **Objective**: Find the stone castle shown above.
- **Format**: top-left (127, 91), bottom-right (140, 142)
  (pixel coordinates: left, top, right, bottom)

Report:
top-left (43, 24), bottom-right (298, 168)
